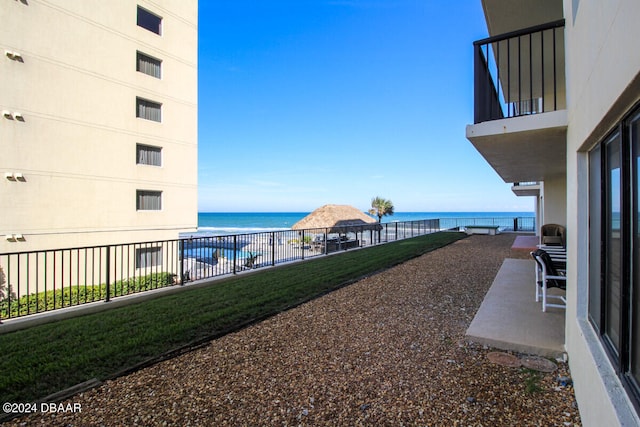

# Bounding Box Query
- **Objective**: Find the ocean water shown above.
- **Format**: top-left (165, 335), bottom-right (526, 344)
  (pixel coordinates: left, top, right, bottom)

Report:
top-left (191, 211), bottom-right (535, 236)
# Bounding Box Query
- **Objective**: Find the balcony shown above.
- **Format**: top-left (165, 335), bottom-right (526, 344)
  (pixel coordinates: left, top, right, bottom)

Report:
top-left (511, 181), bottom-right (540, 197)
top-left (466, 20), bottom-right (567, 183)
top-left (473, 19), bottom-right (566, 124)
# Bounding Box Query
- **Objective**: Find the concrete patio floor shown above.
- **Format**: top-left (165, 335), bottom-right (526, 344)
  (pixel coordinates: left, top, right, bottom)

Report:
top-left (465, 257), bottom-right (566, 358)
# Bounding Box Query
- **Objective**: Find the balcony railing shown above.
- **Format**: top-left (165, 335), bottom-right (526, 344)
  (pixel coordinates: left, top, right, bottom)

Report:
top-left (474, 19), bottom-right (565, 124)
top-left (0, 216), bottom-right (535, 320)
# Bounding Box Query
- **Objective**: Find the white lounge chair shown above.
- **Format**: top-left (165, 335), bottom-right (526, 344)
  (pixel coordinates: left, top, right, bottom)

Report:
top-left (531, 249), bottom-right (566, 312)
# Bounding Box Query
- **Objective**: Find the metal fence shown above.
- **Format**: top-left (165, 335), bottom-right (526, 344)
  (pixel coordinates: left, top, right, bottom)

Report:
top-left (439, 216), bottom-right (534, 232)
top-left (0, 217), bottom-right (534, 320)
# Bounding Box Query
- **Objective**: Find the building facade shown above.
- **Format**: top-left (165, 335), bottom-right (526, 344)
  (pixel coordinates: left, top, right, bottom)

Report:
top-left (467, 0), bottom-right (640, 425)
top-left (0, 0), bottom-right (198, 253)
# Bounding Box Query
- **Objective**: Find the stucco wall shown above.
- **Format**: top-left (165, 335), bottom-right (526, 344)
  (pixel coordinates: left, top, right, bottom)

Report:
top-left (564, 0), bottom-right (640, 425)
top-left (0, 0), bottom-right (198, 252)
top-left (541, 175), bottom-right (566, 228)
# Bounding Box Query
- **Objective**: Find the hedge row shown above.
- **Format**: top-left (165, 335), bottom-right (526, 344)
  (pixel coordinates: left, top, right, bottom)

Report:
top-left (0, 272), bottom-right (175, 319)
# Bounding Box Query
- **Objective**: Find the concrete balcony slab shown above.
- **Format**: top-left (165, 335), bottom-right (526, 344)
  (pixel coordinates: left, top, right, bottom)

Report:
top-left (466, 110), bottom-right (567, 183)
top-left (466, 258), bottom-right (565, 358)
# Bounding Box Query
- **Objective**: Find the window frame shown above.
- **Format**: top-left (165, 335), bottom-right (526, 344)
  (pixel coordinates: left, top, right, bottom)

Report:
top-left (135, 246), bottom-right (163, 269)
top-left (136, 97), bottom-right (162, 123)
top-left (136, 190), bottom-right (162, 211)
top-left (589, 101), bottom-right (640, 413)
top-left (136, 51), bottom-right (162, 79)
top-left (603, 129), bottom-right (623, 358)
top-left (136, 144), bottom-right (162, 167)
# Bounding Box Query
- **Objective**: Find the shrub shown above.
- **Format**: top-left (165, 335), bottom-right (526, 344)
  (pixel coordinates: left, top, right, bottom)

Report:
top-left (0, 272), bottom-right (175, 319)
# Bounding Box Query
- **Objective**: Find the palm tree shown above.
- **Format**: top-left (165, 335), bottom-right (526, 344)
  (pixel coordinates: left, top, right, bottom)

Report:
top-left (369, 196), bottom-right (394, 223)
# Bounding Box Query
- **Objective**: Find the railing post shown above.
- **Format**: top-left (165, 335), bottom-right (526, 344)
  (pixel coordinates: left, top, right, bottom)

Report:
top-left (301, 230), bottom-right (305, 260)
top-left (4, 255), bottom-right (12, 321)
top-left (271, 232), bottom-right (275, 266)
top-left (105, 246), bottom-right (111, 303)
top-left (233, 235), bottom-right (237, 274)
top-left (179, 239), bottom-right (185, 285)
top-left (514, 217), bottom-right (519, 231)
top-left (324, 228), bottom-right (328, 255)
top-left (474, 44), bottom-right (485, 123)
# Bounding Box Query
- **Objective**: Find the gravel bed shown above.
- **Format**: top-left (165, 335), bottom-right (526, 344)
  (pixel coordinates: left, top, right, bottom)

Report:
top-left (10, 234), bottom-right (581, 426)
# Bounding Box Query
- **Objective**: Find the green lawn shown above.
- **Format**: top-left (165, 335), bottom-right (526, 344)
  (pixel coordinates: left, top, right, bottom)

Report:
top-left (0, 232), bottom-right (464, 404)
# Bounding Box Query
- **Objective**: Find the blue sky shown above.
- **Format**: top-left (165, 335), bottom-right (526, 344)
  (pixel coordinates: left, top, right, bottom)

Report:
top-left (197, 1), bottom-right (535, 213)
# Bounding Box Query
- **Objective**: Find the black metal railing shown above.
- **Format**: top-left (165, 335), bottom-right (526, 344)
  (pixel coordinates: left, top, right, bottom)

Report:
top-left (0, 217), bottom-right (534, 320)
top-left (473, 20), bottom-right (565, 124)
top-left (438, 216), bottom-right (534, 233)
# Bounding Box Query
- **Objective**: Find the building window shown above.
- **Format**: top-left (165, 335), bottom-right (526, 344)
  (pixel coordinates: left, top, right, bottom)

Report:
top-left (589, 103), bottom-right (640, 411)
top-left (136, 190), bottom-right (162, 210)
top-left (136, 246), bottom-right (162, 269)
top-left (136, 144), bottom-right (162, 166)
top-left (136, 97), bottom-right (161, 122)
top-left (137, 6), bottom-right (162, 35)
top-left (136, 51), bottom-right (161, 78)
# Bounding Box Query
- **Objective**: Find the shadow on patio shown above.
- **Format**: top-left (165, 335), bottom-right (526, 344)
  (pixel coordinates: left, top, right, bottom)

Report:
top-left (465, 236), bottom-right (566, 358)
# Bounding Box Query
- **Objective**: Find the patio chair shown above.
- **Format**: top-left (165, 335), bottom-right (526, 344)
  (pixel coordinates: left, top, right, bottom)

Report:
top-left (541, 223), bottom-right (566, 246)
top-left (531, 249), bottom-right (566, 312)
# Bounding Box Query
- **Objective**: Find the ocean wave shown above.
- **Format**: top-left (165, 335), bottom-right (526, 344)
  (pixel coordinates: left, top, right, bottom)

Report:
top-left (181, 226), bottom-right (293, 237)
top-left (198, 226), bottom-right (291, 232)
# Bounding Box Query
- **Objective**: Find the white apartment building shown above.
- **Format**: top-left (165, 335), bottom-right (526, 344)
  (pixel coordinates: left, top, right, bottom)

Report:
top-left (467, 0), bottom-right (640, 425)
top-left (0, 0), bottom-right (198, 254)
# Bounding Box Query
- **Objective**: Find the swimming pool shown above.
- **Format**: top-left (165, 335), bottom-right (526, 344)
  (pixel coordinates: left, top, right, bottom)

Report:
top-left (182, 246), bottom-right (259, 263)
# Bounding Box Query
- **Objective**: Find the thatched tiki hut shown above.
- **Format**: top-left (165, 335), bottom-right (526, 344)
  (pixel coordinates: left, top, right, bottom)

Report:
top-left (292, 204), bottom-right (382, 233)
top-left (292, 204), bottom-right (382, 252)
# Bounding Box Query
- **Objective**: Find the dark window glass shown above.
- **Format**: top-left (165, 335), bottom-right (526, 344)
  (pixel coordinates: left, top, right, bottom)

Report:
top-left (137, 6), bottom-right (162, 35)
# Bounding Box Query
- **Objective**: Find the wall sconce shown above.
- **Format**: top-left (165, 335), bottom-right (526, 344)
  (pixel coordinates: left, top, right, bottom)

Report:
top-left (4, 234), bottom-right (25, 242)
top-left (4, 172), bottom-right (25, 181)
top-left (5, 235), bottom-right (15, 242)
top-left (2, 110), bottom-right (12, 119)
top-left (4, 50), bottom-right (22, 61)
top-left (13, 112), bottom-right (24, 121)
